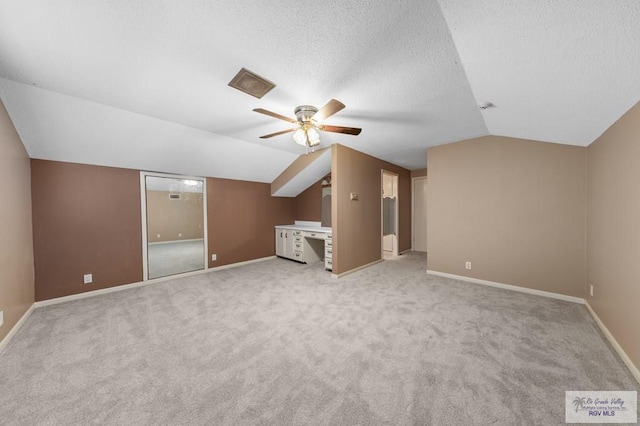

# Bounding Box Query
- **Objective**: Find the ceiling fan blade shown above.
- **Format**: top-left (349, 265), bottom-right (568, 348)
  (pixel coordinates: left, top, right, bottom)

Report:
top-left (313, 99), bottom-right (345, 122)
top-left (259, 128), bottom-right (296, 139)
top-left (253, 108), bottom-right (297, 124)
top-left (319, 124), bottom-right (362, 136)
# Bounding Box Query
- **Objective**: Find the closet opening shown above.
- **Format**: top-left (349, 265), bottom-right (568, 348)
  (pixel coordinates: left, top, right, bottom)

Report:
top-left (140, 172), bottom-right (208, 280)
top-left (381, 170), bottom-right (399, 258)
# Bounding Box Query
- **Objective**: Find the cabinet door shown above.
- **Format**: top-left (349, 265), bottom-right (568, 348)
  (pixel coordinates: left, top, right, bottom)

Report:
top-left (283, 229), bottom-right (293, 258)
top-left (275, 229), bottom-right (285, 257)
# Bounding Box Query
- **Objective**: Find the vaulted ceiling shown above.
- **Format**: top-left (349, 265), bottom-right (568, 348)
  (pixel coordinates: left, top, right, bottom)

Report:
top-left (1, 1), bottom-right (639, 183)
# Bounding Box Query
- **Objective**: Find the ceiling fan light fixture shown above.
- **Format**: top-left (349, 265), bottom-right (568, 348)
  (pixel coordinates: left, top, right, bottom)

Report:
top-left (254, 99), bottom-right (361, 145)
top-left (292, 128), bottom-right (307, 146)
top-left (292, 125), bottom-right (321, 147)
top-left (294, 105), bottom-right (318, 123)
top-left (307, 127), bottom-right (320, 145)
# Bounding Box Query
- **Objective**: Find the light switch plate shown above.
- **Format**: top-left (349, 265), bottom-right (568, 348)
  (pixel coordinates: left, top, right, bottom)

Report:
top-left (0, 310), bottom-right (4, 328)
top-left (350, 193), bottom-right (359, 201)
top-left (83, 274), bottom-right (93, 284)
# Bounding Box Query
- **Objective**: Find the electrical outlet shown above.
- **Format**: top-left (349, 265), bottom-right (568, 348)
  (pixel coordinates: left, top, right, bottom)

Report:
top-left (0, 310), bottom-right (3, 328)
top-left (465, 261), bottom-right (471, 270)
top-left (590, 285), bottom-right (594, 297)
top-left (83, 273), bottom-right (93, 284)
top-left (211, 254), bottom-right (217, 261)
top-left (156, 233), bottom-right (160, 239)
top-left (178, 233), bottom-right (182, 237)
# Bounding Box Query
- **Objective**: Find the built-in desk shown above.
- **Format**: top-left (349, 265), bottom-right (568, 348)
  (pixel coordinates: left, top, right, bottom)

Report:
top-left (275, 222), bottom-right (332, 270)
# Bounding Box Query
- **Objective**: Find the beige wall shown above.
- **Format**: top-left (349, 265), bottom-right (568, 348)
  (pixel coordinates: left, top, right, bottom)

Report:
top-left (146, 190), bottom-right (204, 243)
top-left (0, 98), bottom-right (34, 342)
top-left (332, 144), bottom-right (411, 275)
top-left (587, 101), bottom-right (640, 371)
top-left (427, 136), bottom-right (586, 297)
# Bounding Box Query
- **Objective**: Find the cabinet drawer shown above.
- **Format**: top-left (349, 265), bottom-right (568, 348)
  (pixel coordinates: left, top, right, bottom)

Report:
top-left (324, 259), bottom-right (332, 270)
top-left (302, 231), bottom-right (326, 240)
top-left (324, 239), bottom-right (332, 247)
top-left (293, 251), bottom-right (303, 261)
top-left (292, 230), bottom-right (302, 236)
top-left (324, 248), bottom-right (333, 256)
top-left (294, 236), bottom-right (303, 243)
top-left (294, 242), bottom-right (303, 252)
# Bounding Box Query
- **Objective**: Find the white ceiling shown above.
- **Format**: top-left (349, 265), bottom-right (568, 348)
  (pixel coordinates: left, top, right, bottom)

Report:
top-left (0, 0), bottom-right (639, 183)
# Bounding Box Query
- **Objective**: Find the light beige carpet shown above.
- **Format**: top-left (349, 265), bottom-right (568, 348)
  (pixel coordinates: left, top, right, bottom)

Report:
top-left (0, 252), bottom-right (637, 425)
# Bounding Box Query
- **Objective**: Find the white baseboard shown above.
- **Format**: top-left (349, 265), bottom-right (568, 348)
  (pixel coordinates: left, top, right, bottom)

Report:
top-left (208, 256), bottom-right (275, 272)
top-left (0, 303), bottom-right (35, 354)
top-left (332, 259), bottom-right (383, 279)
top-left (426, 270), bottom-right (585, 304)
top-left (36, 256), bottom-right (277, 308)
top-left (585, 301), bottom-right (640, 385)
top-left (148, 238), bottom-right (204, 245)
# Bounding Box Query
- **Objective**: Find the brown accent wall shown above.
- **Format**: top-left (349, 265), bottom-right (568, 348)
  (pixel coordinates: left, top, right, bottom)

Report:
top-left (294, 180), bottom-right (322, 222)
top-left (146, 190), bottom-right (204, 242)
top-left (31, 160), bottom-right (143, 301)
top-left (427, 136), bottom-right (586, 297)
top-left (411, 168), bottom-right (428, 178)
top-left (208, 177), bottom-right (294, 267)
top-left (587, 101), bottom-right (640, 371)
top-left (332, 144), bottom-right (411, 275)
top-left (0, 98), bottom-right (34, 343)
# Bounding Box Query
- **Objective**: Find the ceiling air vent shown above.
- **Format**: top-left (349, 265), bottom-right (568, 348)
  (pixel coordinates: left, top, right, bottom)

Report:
top-left (169, 194), bottom-right (181, 200)
top-left (228, 68), bottom-right (275, 98)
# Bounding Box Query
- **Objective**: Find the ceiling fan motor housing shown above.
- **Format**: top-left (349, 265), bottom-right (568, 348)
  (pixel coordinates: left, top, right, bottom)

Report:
top-left (294, 105), bottom-right (319, 123)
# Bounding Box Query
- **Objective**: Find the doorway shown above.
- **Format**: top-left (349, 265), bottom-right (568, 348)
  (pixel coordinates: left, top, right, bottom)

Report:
top-left (140, 172), bottom-right (208, 280)
top-left (412, 177), bottom-right (427, 252)
top-left (382, 171), bottom-right (399, 257)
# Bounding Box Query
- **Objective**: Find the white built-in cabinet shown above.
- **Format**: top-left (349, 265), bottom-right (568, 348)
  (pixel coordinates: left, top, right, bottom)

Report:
top-left (275, 228), bottom-right (292, 259)
top-left (275, 226), bottom-right (332, 270)
top-left (324, 235), bottom-right (333, 271)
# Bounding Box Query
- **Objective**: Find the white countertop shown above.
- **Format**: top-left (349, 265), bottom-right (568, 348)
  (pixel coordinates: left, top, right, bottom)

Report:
top-left (275, 224), bottom-right (332, 234)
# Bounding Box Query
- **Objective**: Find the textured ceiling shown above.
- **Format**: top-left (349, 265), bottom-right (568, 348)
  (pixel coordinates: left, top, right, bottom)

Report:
top-left (0, 0), bottom-right (639, 182)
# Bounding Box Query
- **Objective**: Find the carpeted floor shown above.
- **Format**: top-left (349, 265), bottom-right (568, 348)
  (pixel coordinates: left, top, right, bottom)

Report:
top-left (147, 239), bottom-right (205, 279)
top-left (0, 252), bottom-right (637, 425)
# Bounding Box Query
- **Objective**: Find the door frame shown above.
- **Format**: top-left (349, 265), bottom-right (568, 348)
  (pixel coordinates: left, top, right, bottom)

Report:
top-left (381, 170), bottom-right (399, 257)
top-left (140, 171), bottom-right (208, 281)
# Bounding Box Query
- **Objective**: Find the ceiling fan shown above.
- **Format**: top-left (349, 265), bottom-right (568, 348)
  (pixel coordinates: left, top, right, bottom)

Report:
top-left (253, 99), bottom-right (362, 148)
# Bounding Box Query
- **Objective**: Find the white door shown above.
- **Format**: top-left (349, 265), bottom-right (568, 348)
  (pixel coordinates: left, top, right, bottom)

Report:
top-left (413, 177), bottom-right (428, 252)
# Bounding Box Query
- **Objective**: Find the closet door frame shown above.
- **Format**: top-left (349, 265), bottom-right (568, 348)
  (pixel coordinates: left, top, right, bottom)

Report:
top-left (140, 171), bottom-right (208, 281)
